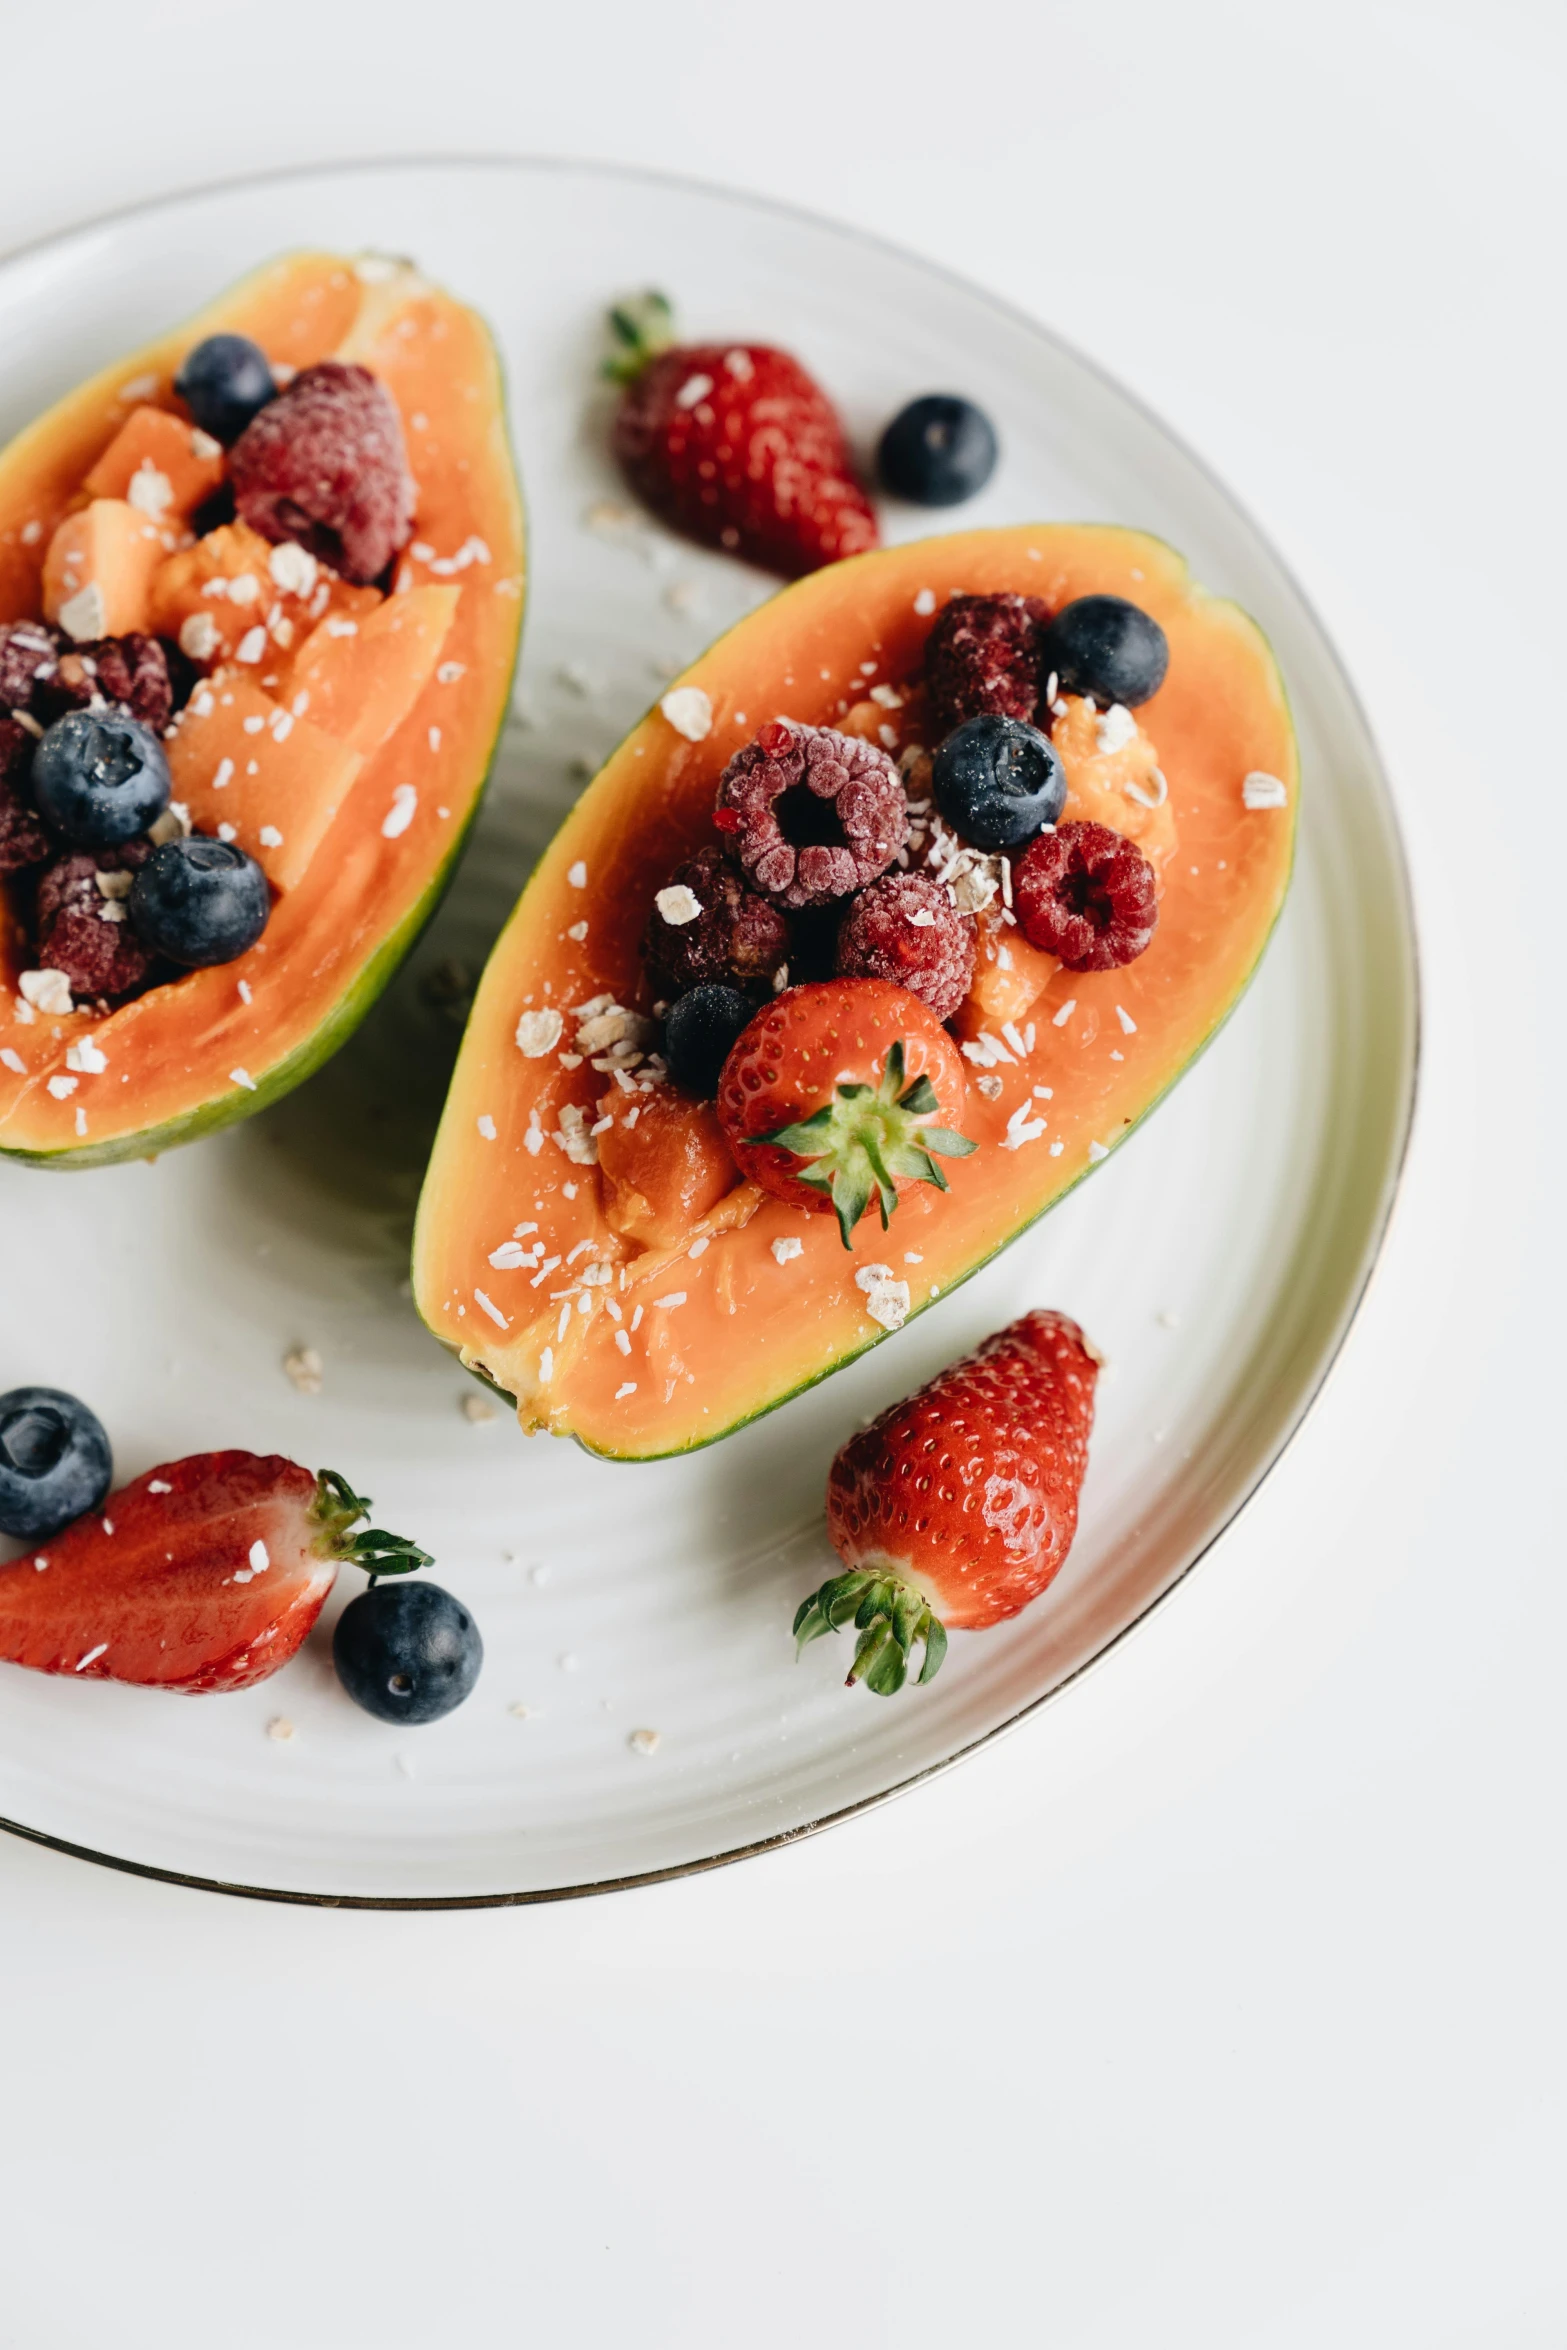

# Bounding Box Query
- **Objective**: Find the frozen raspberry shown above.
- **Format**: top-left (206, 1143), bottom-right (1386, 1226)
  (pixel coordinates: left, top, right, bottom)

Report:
top-left (714, 721), bottom-right (906, 912)
top-left (642, 844), bottom-right (791, 998)
top-left (0, 719), bottom-right (49, 875)
top-left (1014, 820), bottom-right (1158, 972)
top-left (834, 870), bottom-right (976, 1022)
top-left (35, 840), bottom-right (158, 1000)
top-left (230, 361), bottom-right (414, 585)
top-left (0, 621), bottom-right (62, 718)
top-left (36, 634), bottom-right (176, 733)
top-left (923, 593), bottom-right (1050, 741)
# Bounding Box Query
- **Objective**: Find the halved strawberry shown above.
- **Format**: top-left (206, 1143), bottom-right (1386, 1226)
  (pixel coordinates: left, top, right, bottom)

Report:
top-left (0, 1454), bottom-right (429, 1693)
top-left (796, 1310), bottom-right (1099, 1692)
top-left (716, 978), bottom-right (976, 1247)
top-left (605, 293), bottom-right (879, 577)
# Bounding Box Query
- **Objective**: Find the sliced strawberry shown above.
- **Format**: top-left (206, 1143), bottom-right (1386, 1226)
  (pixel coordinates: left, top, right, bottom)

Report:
top-left (716, 978), bottom-right (976, 1246)
top-left (796, 1310), bottom-right (1099, 1691)
top-left (0, 1454), bottom-right (429, 1693)
top-left (606, 293), bottom-right (879, 578)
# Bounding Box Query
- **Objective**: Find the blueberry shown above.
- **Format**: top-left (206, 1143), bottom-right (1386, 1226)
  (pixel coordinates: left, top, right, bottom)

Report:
top-left (128, 835), bottom-right (270, 967)
top-left (665, 984), bottom-right (756, 1096)
top-left (1039, 595), bottom-right (1168, 708)
top-left (878, 395), bottom-right (999, 507)
top-left (333, 1580), bottom-right (482, 1725)
top-left (31, 710), bottom-right (170, 848)
top-left (931, 714), bottom-right (1066, 853)
top-left (0, 1387), bottom-right (112, 1542)
top-left (174, 334), bottom-right (276, 447)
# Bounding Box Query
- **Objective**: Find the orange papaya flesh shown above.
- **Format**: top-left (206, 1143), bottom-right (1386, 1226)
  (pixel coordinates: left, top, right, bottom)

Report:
top-left (0, 251), bottom-right (524, 1167)
top-left (412, 524), bottom-right (1296, 1460)
top-left (288, 584), bottom-right (460, 757)
top-left (165, 669), bottom-right (365, 892)
top-left (597, 1086), bottom-right (740, 1251)
top-left (146, 519), bottom-right (379, 667)
top-left (82, 404), bottom-right (226, 521)
top-left (41, 498), bottom-right (169, 639)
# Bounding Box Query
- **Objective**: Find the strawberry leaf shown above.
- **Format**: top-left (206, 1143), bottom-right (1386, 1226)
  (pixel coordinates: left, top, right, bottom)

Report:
top-left (791, 1567), bottom-right (947, 1695)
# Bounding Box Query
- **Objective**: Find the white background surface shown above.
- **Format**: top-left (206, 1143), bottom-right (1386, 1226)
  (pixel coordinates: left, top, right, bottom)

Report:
top-left (0, 3), bottom-right (1559, 2344)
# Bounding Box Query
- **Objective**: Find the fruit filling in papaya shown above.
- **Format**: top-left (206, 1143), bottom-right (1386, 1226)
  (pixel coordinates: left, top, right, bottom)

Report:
top-left (0, 251), bottom-right (523, 1165)
top-left (414, 524), bottom-right (1295, 1460)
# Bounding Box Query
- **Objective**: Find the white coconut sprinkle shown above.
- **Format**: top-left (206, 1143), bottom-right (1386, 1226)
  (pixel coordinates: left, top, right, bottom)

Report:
top-left (515, 1007), bottom-right (564, 1058)
top-left (855, 1263), bottom-right (911, 1331)
top-left (58, 583), bottom-right (107, 643)
top-left (1116, 1004), bottom-right (1138, 1034)
top-left (914, 588), bottom-right (936, 616)
top-left (771, 1236), bottom-right (804, 1265)
top-left (654, 884), bottom-right (703, 926)
top-left (615, 1328), bottom-right (632, 1356)
top-left (1242, 770), bottom-right (1289, 810)
top-left (382, 784), bottom-right (418, 839)
top-left (654, 1291), bottom-right (688, 1310)
top-left (628, 1727), bottom-right (661, 1755)
top-left (615, 1382), bottom-right (638, 1400)
top-left (0, 1048), bottom-right (23, 1075)
top-left (1052, 998), bottom-right (1077, 1028)
top-left (566, 859), bottom-right (588, 889)
top-left (477, 1114), bottom-right (497, 1140)
top-left (1096, 703), bottom-right (1137, 754)
top-left (20, 969), bottom-right (72, 1016)
top-left (476, 1289), bottom-right (509, 1330)
top-left (179, 611), bottom-right (221, 663)
top-left (258, 825), bottom-right (284, 849)
top-left (1088, 1139), bottom-right (1110, 1162)
top-left (659, 686), bottom-right (713, 742)
top-left (46, 1074), bottom-right (78, 1099)
top-left (74, 1643), bottom-right (108, 1672)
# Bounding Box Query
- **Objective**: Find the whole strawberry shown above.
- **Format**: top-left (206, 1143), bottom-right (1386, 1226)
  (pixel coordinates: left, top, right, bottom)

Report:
top-left (716, 978), bottom-right (975, 1247)
top-left (606, 293), bottom-right (880, 577)
top-left (0, 1453), bottom-right (430, 1693)
top-left (796, 1310), bottom-right (1099, 1692)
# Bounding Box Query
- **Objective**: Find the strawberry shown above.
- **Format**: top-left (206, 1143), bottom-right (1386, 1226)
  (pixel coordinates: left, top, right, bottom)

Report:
top-left (796, 1310), bottom-right (1099, 1692)
top-left (716, 978), bottom-right (976, 1246)
top-left (0, 1454), bottom-right (429, 1693)
top-left (605, 292), bottom-right (880, 577)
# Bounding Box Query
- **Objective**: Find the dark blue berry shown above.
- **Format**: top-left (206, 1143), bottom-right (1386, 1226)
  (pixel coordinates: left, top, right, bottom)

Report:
top-left (1039, 596), bottom-right (1168, 708)
top-left (665, 984), bottom-right (756, 1096)
top-left (0, 1387), bottom-right (112, 1542)
top-left (174, 334), bottom-right (276, 447)
top-left (877, 395), bottom-right (998, 507)
top-left (333, 1581), bottom-right (482, 1725)
top-left (128, 835), bottom-right (270, 967)
top-left (30, 710), bottom-right (170, 848)
top-left (931, 714), bottom-right (1066, 853)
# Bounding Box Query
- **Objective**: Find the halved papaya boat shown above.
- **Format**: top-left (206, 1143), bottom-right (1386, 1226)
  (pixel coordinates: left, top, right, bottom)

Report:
top-left (0, 249), bottom-right (523, 1165)
top-left (413, 524), bottom-right (1295, 1459)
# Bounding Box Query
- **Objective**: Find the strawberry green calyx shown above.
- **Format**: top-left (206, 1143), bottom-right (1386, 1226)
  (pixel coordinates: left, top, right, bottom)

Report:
top-left (793, 1567), bottom-right (948, 1695)
top-left (602, 291), bottom-right (678, 386)
top-left (310, 1469), bottom-right (434, 1583)
top-left (759, 1038), bottom-right (976, 1249)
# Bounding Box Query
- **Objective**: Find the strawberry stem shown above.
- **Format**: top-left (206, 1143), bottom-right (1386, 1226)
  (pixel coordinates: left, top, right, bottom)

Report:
top-left (759, 1038), bottom-right (977, 1248)
top-left (601, 290), bottom-right (677, 385)
top-left (311, 1470), bottom-right (433, 1585)
top-left (793, 1568), bottom-right (948, 1694)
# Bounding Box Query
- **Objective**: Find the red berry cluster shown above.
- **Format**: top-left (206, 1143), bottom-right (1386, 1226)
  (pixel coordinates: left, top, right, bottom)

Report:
top-left (231, 361), bottom-right (415, 585)
top-left (923, 592), bottom-right (1051, 739)
top-left (34, 841), bottom-right (158, 999)
top-left (1014, 820), bottom-right (1158, 970)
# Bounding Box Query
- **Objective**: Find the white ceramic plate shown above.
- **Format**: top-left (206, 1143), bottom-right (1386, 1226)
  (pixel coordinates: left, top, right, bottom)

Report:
top-left (0, 159), bottom-right (1416, 1904)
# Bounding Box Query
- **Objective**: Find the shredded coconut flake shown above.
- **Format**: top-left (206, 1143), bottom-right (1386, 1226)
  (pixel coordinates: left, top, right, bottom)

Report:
top-left (659, 686), bottom-right (713, 742)
top-left (514, 1007), bottom-right (564, 1058)
top-left (855, 1263), bottom-right (911, 1331)
top-left (1242, 770), bottom-right (1289, 810)
top-left (382, 784), bottom-right (418, 839)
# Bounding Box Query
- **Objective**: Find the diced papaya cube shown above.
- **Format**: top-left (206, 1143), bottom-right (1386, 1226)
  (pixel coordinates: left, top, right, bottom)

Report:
top-left (42, 500), bottom-right (167, 640)
top-left (83, 406), bottom-right (226, 522)
top-left (148, 523), bottom-right (379, 669)
top-left (597, 1088), bottom-right (738, 1250)
top-left (1053, 695), bottom-right (1178, 874)
top-left (166, 668), bottom-right (363, 892)
top-left (288, 584), bottom-right (460, 756)
top-left (966, 926), bottom-right (1059, 1023)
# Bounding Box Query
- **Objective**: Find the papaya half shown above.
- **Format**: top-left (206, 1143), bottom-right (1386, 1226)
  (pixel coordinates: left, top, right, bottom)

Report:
top-left (0, 251), bottom-right (523, 1166)
top-left (413, 524), bottom-right (1296, 1460)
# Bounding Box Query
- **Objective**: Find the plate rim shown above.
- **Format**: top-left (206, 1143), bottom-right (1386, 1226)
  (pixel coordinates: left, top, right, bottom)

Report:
top-left (0, 150), bottom-right (1422, 1908)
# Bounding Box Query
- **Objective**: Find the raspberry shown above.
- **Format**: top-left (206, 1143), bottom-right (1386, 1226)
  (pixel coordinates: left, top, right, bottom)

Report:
top-left (229, 361), bottom-right (414, 585)
top-left (36, 634), bottom-right (176, 733)
top-left (0, 622), bottom-right (62, 718)
top-left (715, 721), bottom-right (906, 911)
top-left (34, 841), bottom-right (158, 999)
top-left (834, 871), bottom-right (975, 1021)
top-left (642, 844), bottom-right (790, 998)
top-left (0, 719), bottom-right (49, 875)
top-left (1013, 820), bottom-right (1158, 971)
top-left (923, 593), bottom-right (1050, 741)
